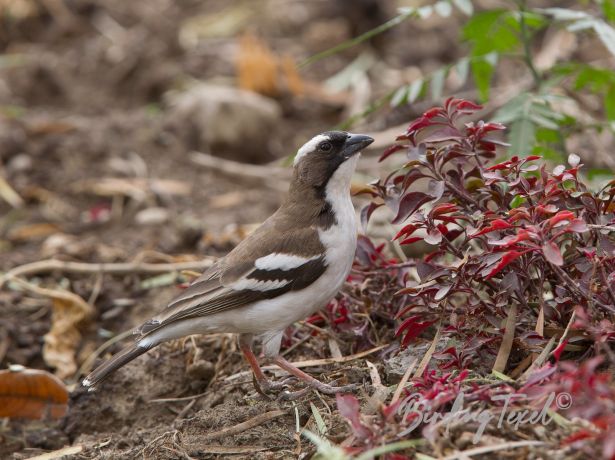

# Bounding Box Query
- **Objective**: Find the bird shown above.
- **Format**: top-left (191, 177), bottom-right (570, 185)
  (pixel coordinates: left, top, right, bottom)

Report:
top-left (83, 131), bottom-right (374, 397)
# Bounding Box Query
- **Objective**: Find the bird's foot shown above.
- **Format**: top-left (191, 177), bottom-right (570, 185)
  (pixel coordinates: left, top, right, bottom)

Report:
top-left (307, 380), bottom-right (359, 395)
top-left (252, 375), bottom-right (297, 398)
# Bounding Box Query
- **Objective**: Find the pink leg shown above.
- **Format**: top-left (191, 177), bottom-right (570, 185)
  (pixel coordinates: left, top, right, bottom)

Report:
top-left (239, 340), bottom-right (267, 383)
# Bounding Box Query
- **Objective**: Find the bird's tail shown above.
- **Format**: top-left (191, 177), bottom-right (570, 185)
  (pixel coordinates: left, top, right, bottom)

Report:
top-left (82, 343), bottom-right (150, 390)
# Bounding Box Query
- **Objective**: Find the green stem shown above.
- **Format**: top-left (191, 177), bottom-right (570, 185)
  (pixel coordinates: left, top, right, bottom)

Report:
top-left (300, 9), bottom-right (417, 68)
top-left (518, 0), bottom-right (542, 86)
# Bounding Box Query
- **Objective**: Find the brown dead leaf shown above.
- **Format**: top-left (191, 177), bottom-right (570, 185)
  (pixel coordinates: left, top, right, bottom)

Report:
top-left (7, 223), bottom-right (61, 242)
top-left (0, 366), bottom-right (68, 419)
top-left (44, 295), bottom-right (93, 379)
top-left (493, 303), bottom-right (517, 374)
top-left (27, 120), bottom-right (78, 135)
top-left (9, 277), bottom-right (94, 378)
top-left (237, 33), bottom-right (279, 96)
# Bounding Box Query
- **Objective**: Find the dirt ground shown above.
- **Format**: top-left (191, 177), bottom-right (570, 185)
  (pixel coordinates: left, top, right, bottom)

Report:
top-left (1, 1), bottom-right (611, 459)
top-left (0, 1), bottom-right (423, 458)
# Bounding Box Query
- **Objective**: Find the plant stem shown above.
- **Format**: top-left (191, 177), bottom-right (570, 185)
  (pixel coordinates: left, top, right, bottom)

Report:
top-left (518, 0), bottom-right (542, 87)
top-left (300, 8), bottom-right (417, 68)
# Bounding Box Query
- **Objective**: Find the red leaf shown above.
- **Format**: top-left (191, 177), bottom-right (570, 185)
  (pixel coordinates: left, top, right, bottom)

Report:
top-left (407, 116), bottom-right (433, 133)
top-left (542, 241), bottom-right (564, 266)
top-left (423, 107), bottom-right (444, 119)
top-left (552, 339), bottom-right (568, 361)
top-left (336, 394), bottom-right (372, 439)
top-left (396, 317), bottom-right (435, 346)
top-left (470, 219), bottom-right (513, 238)
top-left (422, 126), bottom-right (463, 143)
top-left (535, 204), bottom-right (559, 215)
top-left (456, 100), bottom-right (482, 111)
top-left (486, 161), bottom-right (512, 171)
top-left (548, 211), bottom-right (575, 227)
top-left (380, 144), bottom-right (407, 162)
top-left (430, 203), bottom-right (458, 217)
top-left (424, 228), bottom-right (443, 245)
top-left (392, 192), bottom-right (434, 224)
top-left (399, 236), bottom-right (423, 245)
top-left (393, 224), bottom-right (418, 241)
top-left (566, 218), bottom-right (588, 233)
top-left (485, 250), bottom-right (525, 279)
top-left (488, 229), bottom-right (532, 247)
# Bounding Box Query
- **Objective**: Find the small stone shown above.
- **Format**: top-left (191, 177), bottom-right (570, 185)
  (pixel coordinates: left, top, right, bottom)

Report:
top-left (135, 207), bottom-right (169, 226)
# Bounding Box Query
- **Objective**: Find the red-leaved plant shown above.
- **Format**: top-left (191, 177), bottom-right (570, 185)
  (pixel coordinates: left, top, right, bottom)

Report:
top-left (331, 98), bottom-right (615, 458)
top-left (363, 97), bottom-right (614, 361)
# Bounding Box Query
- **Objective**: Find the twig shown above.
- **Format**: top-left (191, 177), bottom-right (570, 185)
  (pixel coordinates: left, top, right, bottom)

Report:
top-left (391, 358), bottom-right (418, 405)
top-left (190, 151), bottom-right (289, 191)
top-left (0, 258), bottom-right (215, 289)
top-left (149, 391), bottom-right (210, 404)
top-left (0, 174), bottom-right (24, 208)
top-left (518, 335), bottom-right (557, 383)
top-left (25, 445), bottom-right (84, 460)
top-left (493, 302), bottom-right (517, 374)
top-left (202, 410), bottom-right (287, 441)
top-left (414, 323), bottom-right (442, 377)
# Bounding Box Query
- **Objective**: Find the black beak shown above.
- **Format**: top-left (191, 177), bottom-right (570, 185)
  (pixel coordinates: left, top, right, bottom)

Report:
top-left (342, 133), bottom-right (374, 158)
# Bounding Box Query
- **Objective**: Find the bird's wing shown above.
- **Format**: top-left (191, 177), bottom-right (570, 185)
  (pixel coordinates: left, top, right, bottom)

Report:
top-left (138, 221), bottom-right (327, 335)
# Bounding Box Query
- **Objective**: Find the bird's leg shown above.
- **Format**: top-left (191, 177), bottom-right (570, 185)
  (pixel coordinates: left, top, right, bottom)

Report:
top-left (272, 355), bottom-right (357, 395)
top-left (238, 336), bottom-right (293, 394)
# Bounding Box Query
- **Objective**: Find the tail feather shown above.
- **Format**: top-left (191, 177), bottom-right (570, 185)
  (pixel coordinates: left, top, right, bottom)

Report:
top-left (83, 344), bottom-right (150, 390)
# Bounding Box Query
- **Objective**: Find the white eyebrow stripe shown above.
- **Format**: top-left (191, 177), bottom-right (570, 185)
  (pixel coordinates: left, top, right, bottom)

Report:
top-left (293, 134), bottom-right (330, 165)
top-left (254, 253), bottom-right (321, 271)
top-left (231, 278), bottom-right (291, 291)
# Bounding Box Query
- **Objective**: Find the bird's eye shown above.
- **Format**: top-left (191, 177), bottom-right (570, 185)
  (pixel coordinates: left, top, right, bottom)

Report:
top-left (319, 142), bottom-right (332, 152)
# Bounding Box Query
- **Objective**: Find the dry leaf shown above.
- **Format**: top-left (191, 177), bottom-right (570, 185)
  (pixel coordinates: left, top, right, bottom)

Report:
top-left (237, 33), bottom-right (279, 96)
top-left (0, 366), bottom-right (68, 419)
top-left (44, 295), bottom-right (92, 379)
top-left (7, 223), bottom-right (61, 242)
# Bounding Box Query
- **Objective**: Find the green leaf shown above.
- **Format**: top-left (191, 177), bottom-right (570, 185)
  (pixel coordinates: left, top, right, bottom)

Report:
top-left (302, 431), bottom-right (348, 460)
top-left (452, 0), bottom-right (473, 16)
top-left (529, 113), bottom-right (559, 129)
top-left (310, 403), bottom-right (328, 435)
top-left (606, 85), bottom-right (615, 120)
top-left (510, 117), bottom-right (536, 156)
top-left (430, 68), bottom-right (446, 101)
top-left (491, 369), bottom-right (514, 381)
top-left (604, 0), bottom-right (615, 23)
top-left (462, 10), bottom-right (520, 55)
top-left (408, 79), bottom-right (424, 103)
top-left (471, 56), bottom-right (496, 101)
top-left (455, 57), bottom-right (470, 87)
top-left (390, 85), bottom-right (408, 107)
top-left (593, 20), bottom-right (615, 57)
top-left (510, 195), bottom-right (527, 208)
top-left (357, 440), bottom-right (424, 460)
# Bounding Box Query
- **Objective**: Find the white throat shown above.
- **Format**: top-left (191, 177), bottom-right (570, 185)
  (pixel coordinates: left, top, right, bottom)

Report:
top-left (325, 154), bottom-right (359, 200)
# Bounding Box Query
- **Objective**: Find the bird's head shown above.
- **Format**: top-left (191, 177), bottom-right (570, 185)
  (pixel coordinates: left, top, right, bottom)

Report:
top-left (293, 131), bottom-right (374, 192)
